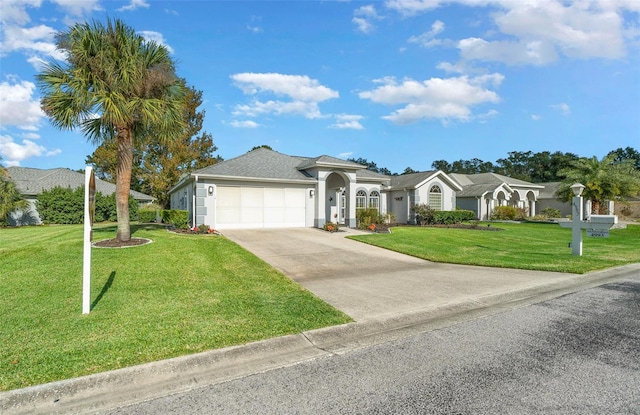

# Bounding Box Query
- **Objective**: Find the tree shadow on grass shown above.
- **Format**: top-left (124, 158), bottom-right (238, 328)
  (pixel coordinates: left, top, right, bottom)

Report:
top-left (91, 271), bottom-right (115, 311)
top-left (92, 223), bottom-right (165, 237)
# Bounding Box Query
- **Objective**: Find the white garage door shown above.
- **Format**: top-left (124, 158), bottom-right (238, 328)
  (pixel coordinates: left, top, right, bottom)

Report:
top-left (216, 186), bottom-right (306, 229)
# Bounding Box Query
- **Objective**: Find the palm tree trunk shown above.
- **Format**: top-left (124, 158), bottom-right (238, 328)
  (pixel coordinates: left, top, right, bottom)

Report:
top-left (116, 126), bottom-right (133, 242)
top-left (591, 199), bottom-right (601, 215)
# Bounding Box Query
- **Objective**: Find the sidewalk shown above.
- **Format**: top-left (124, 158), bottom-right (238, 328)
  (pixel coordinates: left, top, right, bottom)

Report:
top-left (2, 228), bottom-right (638, 414)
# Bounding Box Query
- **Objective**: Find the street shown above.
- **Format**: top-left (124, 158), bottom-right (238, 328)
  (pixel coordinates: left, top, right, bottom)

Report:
top-left (103, 274), bottom-right (639, 414)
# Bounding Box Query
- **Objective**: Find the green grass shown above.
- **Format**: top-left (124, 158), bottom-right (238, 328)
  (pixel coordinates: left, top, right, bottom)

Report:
top-left (0, 224), bottom-right (351, 391)
top-left (348, 222), bottom-right (640, 274)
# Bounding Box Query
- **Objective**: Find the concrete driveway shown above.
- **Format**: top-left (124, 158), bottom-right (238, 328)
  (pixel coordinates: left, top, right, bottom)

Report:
top-left (221, 228), bottom-right (587, 322)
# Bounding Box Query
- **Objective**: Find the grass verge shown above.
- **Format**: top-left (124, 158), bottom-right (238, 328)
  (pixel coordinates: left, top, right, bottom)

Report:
top-left (348, 222), bottom-right (640, 274)
top-left (0, 223), bottom-right (351, 391)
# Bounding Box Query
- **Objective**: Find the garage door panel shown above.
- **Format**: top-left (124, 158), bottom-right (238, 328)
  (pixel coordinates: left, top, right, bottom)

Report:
top-left (216, 186), bottom-right (306, 229)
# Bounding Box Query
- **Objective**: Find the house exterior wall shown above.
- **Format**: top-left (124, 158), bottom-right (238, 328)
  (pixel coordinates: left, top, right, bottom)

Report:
top-left (415, 179), bottom-right (457, 211)
top-left (538, 198), bottom-right (572, 217)
top-left (456, 197), bottom-right (481, 219)
top-left (388, 190), bottom-right (409, 223)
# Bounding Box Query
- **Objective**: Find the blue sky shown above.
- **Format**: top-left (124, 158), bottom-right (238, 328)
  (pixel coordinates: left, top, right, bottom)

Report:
top-left (1, 0), bottom-right (639, 174)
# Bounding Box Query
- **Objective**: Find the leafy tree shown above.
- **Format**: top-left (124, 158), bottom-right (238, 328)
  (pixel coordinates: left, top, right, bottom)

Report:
top-left (87, 82), bottom-right (221, 208)
top-left (250, 145), bottom-right (273, 151)
top-left (402, 167), bottom-right (418, 174)
top-left (608, 147), bottom-right (640, 170)
top-left (431, 160), bottom-right (452, 172)
top-left (37, 18), bottom-right (187, 241)
top-left (0, 158), bottom-right (30, 226)
top-left (557, 154), bottom-right (640, 214)
top-left (450, 158), bottom-right (494, 174)
top-left (347, 157), bottom-right (396, 175)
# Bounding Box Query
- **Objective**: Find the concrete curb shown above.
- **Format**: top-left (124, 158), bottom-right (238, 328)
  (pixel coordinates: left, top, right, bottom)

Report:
top-left (2, 264), bottom-right (638, 415)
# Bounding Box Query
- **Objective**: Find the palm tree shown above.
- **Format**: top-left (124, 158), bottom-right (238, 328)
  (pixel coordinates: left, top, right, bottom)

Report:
top-left (37, 18), bottom-right (186, 241)
top-left (557, 154), bottom-right (640, 214)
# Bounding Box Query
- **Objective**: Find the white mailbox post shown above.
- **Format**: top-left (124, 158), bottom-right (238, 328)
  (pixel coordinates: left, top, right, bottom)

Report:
top-left (559, 183), bottom-right (618, 256)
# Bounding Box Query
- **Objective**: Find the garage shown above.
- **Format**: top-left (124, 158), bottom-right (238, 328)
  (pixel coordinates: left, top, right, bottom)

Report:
top-left (216, 186), bottom-right (307, 229)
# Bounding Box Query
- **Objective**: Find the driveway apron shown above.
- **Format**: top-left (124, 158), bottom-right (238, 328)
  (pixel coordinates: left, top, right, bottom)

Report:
top-left (221, 228), bottom-right (577, 322)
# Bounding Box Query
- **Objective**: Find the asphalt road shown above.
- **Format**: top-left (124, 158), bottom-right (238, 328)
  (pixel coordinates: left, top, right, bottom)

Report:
top-left (103, 274), bottom-right (640, 415)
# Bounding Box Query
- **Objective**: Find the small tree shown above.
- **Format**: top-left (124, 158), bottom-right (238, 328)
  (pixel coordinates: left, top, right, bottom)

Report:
top-left (0, 159), bottom-right (30, 226)
top-left (411, 204), bottom-right (435, 225)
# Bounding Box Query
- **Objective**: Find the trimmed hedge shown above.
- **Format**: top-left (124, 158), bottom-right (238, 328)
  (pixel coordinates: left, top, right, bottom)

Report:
top-left (36, 186), bottom-right (138, 224)
top-left (411, 204), bottom-right (476, 225)
top-left (161, 209), bottom-right (189, 229)
top-left (432, 210), bottom-right (476, 224)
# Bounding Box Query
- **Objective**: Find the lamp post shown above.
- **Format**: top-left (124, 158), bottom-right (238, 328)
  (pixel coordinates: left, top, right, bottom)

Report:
top-left (570, 183), bottom-right (585, 256)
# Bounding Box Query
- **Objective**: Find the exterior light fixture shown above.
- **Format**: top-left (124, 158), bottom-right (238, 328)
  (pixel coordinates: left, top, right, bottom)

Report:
top-left (208, 186), bottom-right (214, 196)
top-left (570, 183), bottom-right (585, 197)
top-left (309, 189), bottom-right (315, 197)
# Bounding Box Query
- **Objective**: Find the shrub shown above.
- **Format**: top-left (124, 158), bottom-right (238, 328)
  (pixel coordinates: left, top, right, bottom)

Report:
top-left (323, 221), bottom-right (338, 232)
top-left (540, 207), bottom-right (561, 218)
top-left (36, 186), bottom-right (85, 224)
top-left (432, 210), bottom-right (476, 224)
top-left (411, 204), bottom-right (435, 225)
top-left (36, 187), bottom-right (137, 224)
top-left (95, 193), bottom-right (138, 222)
top-left (138, 203), bottom-right (161, 223)
top-left (491, 205), bottom-right (528, 221)
top-left (162, 209), bottom-right (190, 229)
top-left (356, 208), bottom-right (386, 230)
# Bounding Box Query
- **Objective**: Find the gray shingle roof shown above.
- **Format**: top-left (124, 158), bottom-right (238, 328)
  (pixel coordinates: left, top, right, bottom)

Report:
top-left (452, 172), bottom-right (542, 188)
top-left (192, 148), bottom-right (384, 183)
top-left (536, 181), bottom-right (562, 199)
top-left (389, 171), bottom-right (437, 189)
top-left (193, 148), bottom-right (315, 181)
top-left (7, 167), bottom-right (154, 201)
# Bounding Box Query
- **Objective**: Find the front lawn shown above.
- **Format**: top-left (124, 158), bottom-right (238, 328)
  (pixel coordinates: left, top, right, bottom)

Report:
top-left (0, 224), bottom-right (351, 391)
top-left (348, 222), bottom-right (640, 274)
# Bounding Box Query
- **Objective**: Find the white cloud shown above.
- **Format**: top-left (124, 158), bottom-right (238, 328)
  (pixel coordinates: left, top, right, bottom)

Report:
top-left (52, 0), bottom-right (101, 17)
top-left (458, 37), bottom-right (558, 65)
top-left (408, 20), bottom-right (445, 48)
top-left (0, 24), bottom-right (65, 63)
top-left (231, 73), bottom-right (338, 119)
top-left (0, 0), bottom-right (41, 25)
top-left (233, 100), bottom-right (324, 119)
top-left (385, 0), bottom-right (443, 16)
top-left (531, 114), bottom-right (541, 121)
top-left (359, 74), bottom-right (503, 124)
top-left (229, 120), bottom-right (260, 128)
top-left (0, 79), bottom-right (45, 130)
top-left (551, 102), bottom-right (571, 116)
top-left (0, 135), bottom-right (61, 165)
top-left (139, 31), bottom-right (174, 54)
top-left (330, 114), bottom-right (365, 130)
top-left (247, 25), bottom-right (263, 33)
top-left (353, 4), bottom-right (383, 34)
top-left (388, 0), bottom-right (637, 65)
top-left (117, 0), bottom-right (150, 12)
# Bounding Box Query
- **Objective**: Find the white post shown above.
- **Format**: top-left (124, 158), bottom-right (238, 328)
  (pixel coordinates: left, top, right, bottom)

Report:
top-left (82, 167), bottom-right (95, 314)
top-left (570, 183), bottom-right (585, 257)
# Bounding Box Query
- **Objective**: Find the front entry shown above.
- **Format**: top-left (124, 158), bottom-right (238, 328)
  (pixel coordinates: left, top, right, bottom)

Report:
top-left (325, 173), bottom-right (347, 225)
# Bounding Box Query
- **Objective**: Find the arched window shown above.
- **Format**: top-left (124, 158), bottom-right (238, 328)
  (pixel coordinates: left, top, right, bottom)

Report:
top-left (369, 190), bottom-right (380, 211)
top-left (428, 185), bottom-right (442, 210)
top-left (356, 190), bottom-right (367, 210)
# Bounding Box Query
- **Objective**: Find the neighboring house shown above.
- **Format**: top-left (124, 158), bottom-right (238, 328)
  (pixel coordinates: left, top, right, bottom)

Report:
top-left (450, 173), bottom-right (544, 220)
top-left (168, 148), bottom-right (465, 230)
top-left (536, 182), bottom-right (571, 217)
top-left (6, 166), bottom-right (154, 226)
top-left (387, 171), bottom-right (462, 224)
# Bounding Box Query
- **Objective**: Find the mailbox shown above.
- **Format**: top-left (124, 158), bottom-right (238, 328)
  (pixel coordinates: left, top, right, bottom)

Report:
top-left (588, 215), bottom-right (617, 230)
